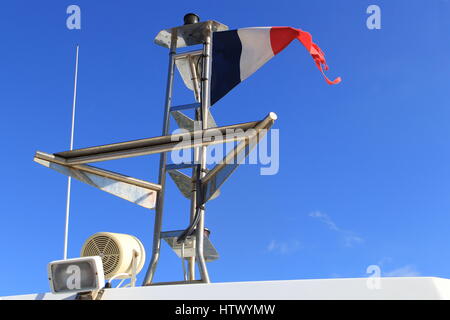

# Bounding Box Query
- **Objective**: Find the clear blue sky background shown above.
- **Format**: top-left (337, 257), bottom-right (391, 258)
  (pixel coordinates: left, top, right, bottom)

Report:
top-left (1, 0), bottom-right (449, 296)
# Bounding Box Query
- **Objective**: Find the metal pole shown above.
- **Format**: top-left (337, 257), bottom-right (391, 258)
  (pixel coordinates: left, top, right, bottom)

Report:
top-left (63, 44), bottom-right (79, 260)
top-left (187, 109), bottom-right (202, 281)
top-left (196, 23), bottom-right (213, 283)
top-left (188, 163), bottom-right (197, 280)
top-left (187, 54), bottom-right (202, 281)
top-left (143, 32), bottom-right (177, 286)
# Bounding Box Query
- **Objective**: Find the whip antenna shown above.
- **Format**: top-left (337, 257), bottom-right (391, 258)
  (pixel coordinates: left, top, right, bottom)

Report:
top-left (63, 44), bottom-right (79, 260)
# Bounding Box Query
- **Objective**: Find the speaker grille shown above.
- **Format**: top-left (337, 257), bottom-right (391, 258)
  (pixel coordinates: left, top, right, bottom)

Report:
top-left (81, 235), bottom-right (120, 277)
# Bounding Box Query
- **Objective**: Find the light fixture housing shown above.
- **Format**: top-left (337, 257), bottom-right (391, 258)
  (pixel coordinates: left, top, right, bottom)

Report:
top-left (47, 256), bottom-right (105, 294)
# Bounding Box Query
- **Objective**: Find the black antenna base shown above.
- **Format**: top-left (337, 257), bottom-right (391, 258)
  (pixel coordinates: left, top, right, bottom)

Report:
top-left (184, 13), bottom-right (200, 25)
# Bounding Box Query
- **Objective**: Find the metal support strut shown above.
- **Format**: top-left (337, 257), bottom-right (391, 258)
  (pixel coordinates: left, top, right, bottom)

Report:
top-left (143, 31), bottom-right (178, 286)
top-left (195, 22), bottom-right (213, 283)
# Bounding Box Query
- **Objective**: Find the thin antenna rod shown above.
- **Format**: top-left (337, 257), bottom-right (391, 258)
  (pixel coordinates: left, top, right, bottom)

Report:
top-left (63, 44), bottom-right (79, 260)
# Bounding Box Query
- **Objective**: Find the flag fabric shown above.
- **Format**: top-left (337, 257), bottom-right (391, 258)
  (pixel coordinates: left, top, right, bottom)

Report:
top-left (210, 27), bottom-right (341, 105)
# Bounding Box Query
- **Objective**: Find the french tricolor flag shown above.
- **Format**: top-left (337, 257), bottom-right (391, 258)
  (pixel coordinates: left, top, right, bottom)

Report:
top-left (211, 27), bottom-right (341, 105)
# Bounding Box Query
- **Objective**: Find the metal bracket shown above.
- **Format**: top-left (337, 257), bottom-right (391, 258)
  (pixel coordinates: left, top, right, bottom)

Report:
top-left (161, 230), bottom-right (219, 262)
top-left (75, 288), bottom-right (105, 300)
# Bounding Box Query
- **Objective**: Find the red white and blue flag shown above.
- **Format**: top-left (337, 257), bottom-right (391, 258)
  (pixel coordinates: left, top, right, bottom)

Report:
top-left (211, 27), bottom-right (341, 105)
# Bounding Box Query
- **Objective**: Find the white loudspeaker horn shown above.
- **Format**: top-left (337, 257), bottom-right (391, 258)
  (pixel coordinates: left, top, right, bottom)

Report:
top-left (81, 232), bottom-right (146, 280)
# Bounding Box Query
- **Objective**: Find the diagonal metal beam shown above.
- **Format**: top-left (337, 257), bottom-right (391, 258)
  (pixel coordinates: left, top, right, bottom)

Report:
top-left (171, 110), bottom-right (195, 131)
top-left (206, 109), bottom-right (217, 128)
top-left (167, 169), bottom-right (192, 199)
top-left (200, 112), bottom-right (277, 204)
top-left (171, 110), bottom-right (217, 132)
top-left (167, 168), bottom-right (220, 200)
top-left (34, 152), bottom-right (160, 209)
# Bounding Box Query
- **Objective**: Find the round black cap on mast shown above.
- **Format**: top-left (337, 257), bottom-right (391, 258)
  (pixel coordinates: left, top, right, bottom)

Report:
top-left (184, 13), bottom-right (200, 25)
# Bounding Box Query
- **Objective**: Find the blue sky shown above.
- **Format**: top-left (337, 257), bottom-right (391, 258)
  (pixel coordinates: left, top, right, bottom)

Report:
top-left (1, 0), bottom-right (450, 296)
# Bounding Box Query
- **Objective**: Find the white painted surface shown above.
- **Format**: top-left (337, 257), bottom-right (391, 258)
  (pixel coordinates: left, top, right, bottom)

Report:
top-left (238, 28), bottom-right (274, 81)
top-left (2, 277), bottom-right (450, 300)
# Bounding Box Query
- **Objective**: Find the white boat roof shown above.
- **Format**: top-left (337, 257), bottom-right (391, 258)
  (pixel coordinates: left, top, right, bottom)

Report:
top-left (2, 277), bottom-right (450, 300)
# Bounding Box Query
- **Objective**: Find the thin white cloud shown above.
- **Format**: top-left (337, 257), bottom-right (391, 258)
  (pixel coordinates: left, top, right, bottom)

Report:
top-left (384, 265), bottom-right (420, 277)
top-left (377, 257), bottom-right (393, 267)
top-left (266, 240), bottom-right (301, 255)
top-left (309, 211), bottom-right (339, 231)
top-left (343, 234), bottom-right (364, 247)
top-left (309, 211), bottom-right (364, 247)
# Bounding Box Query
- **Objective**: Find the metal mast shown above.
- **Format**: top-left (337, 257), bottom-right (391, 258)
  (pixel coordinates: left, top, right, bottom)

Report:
top-left (143, 14), bottom-right (223, 285)
top-left (35, 14), bottom-right (277, 287)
